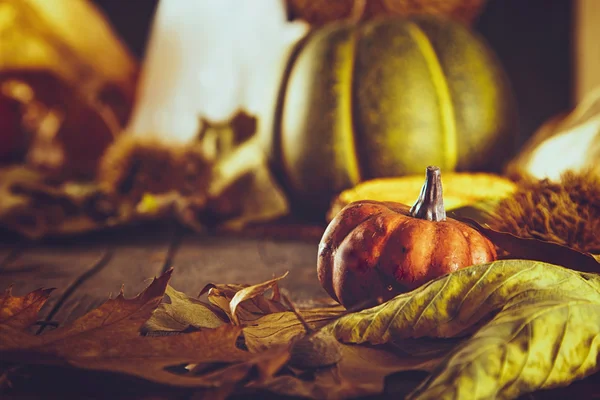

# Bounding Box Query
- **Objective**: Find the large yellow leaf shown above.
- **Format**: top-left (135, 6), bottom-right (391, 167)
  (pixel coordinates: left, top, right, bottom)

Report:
top-left (333, 260), bottom-right (600, 399)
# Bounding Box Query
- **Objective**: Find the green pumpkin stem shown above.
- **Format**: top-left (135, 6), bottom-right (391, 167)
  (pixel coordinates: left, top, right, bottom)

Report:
top-left (410, 166), bottom-right (446, 222)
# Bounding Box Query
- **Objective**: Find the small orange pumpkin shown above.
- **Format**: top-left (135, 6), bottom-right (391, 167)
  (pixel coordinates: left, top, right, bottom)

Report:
top-left (317, 165), bottom-right (497, 309)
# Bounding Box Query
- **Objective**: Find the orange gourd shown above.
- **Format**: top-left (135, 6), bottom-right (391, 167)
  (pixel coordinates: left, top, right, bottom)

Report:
top-left (317, 166), bottom-right (497, 309)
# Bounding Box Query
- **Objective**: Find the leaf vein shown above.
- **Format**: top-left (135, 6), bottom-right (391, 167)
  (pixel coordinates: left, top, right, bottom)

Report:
top-left (413, 275), bottom-right (452, 333)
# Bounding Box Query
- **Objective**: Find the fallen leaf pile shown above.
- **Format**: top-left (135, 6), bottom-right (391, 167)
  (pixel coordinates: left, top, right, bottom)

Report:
top-left (0, 270), bottom-right (270, 388)
top-left (0, 269), bottom-right (433, 399)
top-left (2, 237), bottom-right (600, 399)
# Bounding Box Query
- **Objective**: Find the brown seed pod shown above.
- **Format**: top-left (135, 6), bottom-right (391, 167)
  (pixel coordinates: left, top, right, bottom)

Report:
top-left (281, 294), bottom-right (343, 369)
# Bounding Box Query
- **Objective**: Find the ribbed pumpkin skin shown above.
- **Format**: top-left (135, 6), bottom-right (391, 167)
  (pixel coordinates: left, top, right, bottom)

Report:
top-left (275, 16), bottom-right (516, 213)
top-left (317, 200), bottom-right (498, 309)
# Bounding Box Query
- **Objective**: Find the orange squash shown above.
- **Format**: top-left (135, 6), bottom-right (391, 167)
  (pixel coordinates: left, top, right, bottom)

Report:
top-left (317, 166), bottom-right (497, 309)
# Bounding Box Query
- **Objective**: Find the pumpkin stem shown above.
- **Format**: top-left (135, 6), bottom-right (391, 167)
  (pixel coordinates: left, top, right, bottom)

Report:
top-left (410, 166), bottom-right (446, 222)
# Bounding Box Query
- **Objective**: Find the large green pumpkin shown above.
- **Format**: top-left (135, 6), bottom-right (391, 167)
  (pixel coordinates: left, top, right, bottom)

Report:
top-left (271, 16), bottom-right (517, 215)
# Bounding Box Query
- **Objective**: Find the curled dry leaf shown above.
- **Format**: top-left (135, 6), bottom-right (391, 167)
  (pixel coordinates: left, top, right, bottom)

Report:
top-left (334, 260), bottom-right (600, 399)
top-left (0, 286), bottom-right (53, 330)
top-left (229, 272), bottom-right (289, 325)
top-left (200, 273), bottom-right (288, 325)
top-left (142, 286), bottom-right (226, 335)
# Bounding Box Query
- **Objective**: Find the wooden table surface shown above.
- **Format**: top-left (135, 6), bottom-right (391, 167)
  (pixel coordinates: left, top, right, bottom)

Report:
top-left (0, 223), bottom-right (328, 328)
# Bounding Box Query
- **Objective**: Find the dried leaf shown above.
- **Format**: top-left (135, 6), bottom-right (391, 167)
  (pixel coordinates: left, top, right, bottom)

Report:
top-left (458, 217), bottom-right (600, 273)
top-left (334, 260), bottom-right (600, 399)
top-left (446, 200), bottom-right (502, 226)
top-left (229, 272), bottom-right (289, 325)
top-left (254, 344), bottom-right (437, 400)
top-left (368, 338), bottom-right (465, 369)
top-left (187, 343), bottom-right (291, 390)
top-left (0, 286), bottom-right (53, 330)
top-left (142, 286), bottom-right (225, 335)
top-left (243, 308), bottom-right (344, 353)
top-left (200, 274), bottom-right (288, 325)
top-left (243, 303), bottom-right (438, 399)
top-left (199, 283), bottom-right (245, 320)
top-left (0, 269), bottom-right (273, 387)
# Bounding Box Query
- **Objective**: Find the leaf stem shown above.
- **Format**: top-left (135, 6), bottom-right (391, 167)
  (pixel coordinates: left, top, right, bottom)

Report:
top-left (281, 293), bottom-right (313, 334)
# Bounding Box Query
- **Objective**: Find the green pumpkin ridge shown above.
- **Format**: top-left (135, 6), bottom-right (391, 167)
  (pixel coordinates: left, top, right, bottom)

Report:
top-left (276, 16), bottom-right (517, 216)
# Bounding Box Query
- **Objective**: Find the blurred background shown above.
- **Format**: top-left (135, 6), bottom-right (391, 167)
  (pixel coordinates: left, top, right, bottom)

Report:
top-left (2, 0), bottom-right (597, 238)
top-left (91, 0), bottom-right (576, 148)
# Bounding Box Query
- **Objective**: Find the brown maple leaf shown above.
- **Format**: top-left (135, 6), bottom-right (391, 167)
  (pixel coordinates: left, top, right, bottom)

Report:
top-left (0, 285), bottom-right (54, 330)
top-left (0, 269), bottom-right (289, 388)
